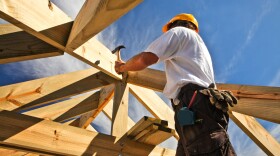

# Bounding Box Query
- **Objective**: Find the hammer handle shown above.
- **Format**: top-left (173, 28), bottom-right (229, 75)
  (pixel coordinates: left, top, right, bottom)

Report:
top-left (117, 51), bottom-right (121, 61)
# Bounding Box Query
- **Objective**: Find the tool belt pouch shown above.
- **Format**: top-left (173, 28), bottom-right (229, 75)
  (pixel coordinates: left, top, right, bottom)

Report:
top-left (177, 107), bottom-right (195, 126)
top-left (199, 88), bottom-right (238, 112)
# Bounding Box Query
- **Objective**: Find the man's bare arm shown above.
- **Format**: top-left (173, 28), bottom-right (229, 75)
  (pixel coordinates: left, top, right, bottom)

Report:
top-left (115, 52), bottom-right (159, 74)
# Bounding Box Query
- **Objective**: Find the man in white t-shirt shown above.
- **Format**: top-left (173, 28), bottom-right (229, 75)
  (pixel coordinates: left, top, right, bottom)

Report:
top-left (115, 13), bottom-right (236, 156)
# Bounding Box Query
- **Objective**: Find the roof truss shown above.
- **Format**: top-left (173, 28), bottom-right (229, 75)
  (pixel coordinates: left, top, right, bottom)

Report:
top-left (0, 0), bottom-right (279, 155)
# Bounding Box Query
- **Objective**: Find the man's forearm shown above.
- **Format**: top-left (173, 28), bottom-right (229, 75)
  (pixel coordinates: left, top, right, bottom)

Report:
top-left (120, 52), bottom-right (159, 72)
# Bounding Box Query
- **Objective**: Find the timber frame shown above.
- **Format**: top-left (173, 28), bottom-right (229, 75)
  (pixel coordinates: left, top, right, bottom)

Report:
top-left (0, 1), bottom-right (279, 155)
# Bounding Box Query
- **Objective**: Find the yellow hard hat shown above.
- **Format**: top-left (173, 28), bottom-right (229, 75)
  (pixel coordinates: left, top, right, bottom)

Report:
top-left (162, 13), bottom-right (199, 33)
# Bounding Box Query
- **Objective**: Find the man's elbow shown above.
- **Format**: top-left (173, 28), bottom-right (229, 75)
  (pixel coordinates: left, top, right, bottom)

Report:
top-left (141, 52), bottom-right (159, 66)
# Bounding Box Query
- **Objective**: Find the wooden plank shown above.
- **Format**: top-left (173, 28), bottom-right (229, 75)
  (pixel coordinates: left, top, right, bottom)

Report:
top-left (127, 116), bottom-right (168, 137)
top-left (69, 37), bottom-right (121, 79)
top-left (129, 84), bottom-right (179, 139)
top-left (78, 84), bottom-right (115, 128)
top-left (111, 81), bottom-right (129, 137)
top-left (66, 0), bottom-right (143, 51)
top-left (0, 148), bottom-right (38, 156)
top-left (229, 98), bottom-right (280, 124)
top-left (23, 92), bottom-right (100, 122)
top-left (229, 111), bottom-right (280, 155)
top-left (0, 110), bottom-right (175, 156)
top-left (0, 24), bottom-right (63, 64)
top-left (217, 83), bottom-right (280, 100)
top-left (126, 116), bottom-right (174, 145)
top-left (137, 124), bottom-right (174, 145)
top-left (0, 68), bottom-right (115, 111)
top-left (0, 0), bottom-right (72, 50)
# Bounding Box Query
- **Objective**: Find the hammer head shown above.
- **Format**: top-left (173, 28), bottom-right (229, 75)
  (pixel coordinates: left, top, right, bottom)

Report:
top-left (112, 45), bottom-right (125, 54)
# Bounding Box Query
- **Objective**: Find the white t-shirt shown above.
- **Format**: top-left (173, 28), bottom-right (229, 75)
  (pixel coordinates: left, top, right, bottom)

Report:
top-left (145, 27), bottom-right (215, 99)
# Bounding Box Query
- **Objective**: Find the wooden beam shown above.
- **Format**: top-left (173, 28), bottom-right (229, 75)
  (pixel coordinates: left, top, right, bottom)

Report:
top-left (0, 0), bottom-right (72, 50)
top-left (0, 68), bottom-right (115, 111)
top-left (229, 111), bottom-right (280, 155)
top-left (66, 0), bottom-right (143, 51)
top-left (218, 84), bottom-right (280, 123)
top-left (217, 83), bottom-right (280, 100)
top-left (0, 110), bottom-right (175, 155)
top-left (78, 84), bottom-right (115, 128)
top-left (0, 0), bottom-right (123, 79)
top-left (68, 37), bottom-right (121, 79)
top-left (111, 81), bottom-right (129, 137)
top-left (0, 24), bottom-right (63, 64)
top-left (230, 98), bottom-right (280, 124)
top-left (127, 68), bottom-right (166, 92)
top-left (127, 69), bottom-right (280, 122)
top-left (1, 84), bottom-right (105, 156)
top-left (128, 69), bottom-right (280, 99)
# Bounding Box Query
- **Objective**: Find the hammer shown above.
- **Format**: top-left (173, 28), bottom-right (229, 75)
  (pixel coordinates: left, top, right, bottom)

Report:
top-left (112, 45), bottom-right (125, 61)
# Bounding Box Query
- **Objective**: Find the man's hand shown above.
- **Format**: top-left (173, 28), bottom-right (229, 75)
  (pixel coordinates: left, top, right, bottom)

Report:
top-left (115, 60), bottom-right (125, 75)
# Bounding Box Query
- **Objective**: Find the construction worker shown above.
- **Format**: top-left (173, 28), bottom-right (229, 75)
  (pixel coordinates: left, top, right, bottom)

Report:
top-left (115, 13), bottom-right (237, 156)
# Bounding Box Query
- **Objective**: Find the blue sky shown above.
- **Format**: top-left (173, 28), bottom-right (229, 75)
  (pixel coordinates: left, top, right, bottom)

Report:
top-left (0, 0), bottom-right (279, 155)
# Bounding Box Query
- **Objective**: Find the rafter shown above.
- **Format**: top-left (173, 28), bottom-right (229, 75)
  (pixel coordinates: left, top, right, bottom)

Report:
top-left (0, 68), bottom-right (115, 111)
top-left (229, 111), bottom-right (280, 155)
top-left (66, 0), bottom-right (143, 51)
top-left (0, 24), bottom-right (63, 64)
top-left (0, 110), bottom-right (175, 155)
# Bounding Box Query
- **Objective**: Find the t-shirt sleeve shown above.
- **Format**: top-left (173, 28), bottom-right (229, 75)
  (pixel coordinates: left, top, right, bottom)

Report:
top-left (145, 29), bottom-right (180, 61)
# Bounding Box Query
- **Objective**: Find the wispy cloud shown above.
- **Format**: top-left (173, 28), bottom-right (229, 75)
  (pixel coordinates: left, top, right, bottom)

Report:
top-left (4, 53), bottom-right (90, 80)
top-left (269, 69), bottom-right (280, 87)
top-left (228, 120), bottom-right (266, 156)
top-left (218, 0), bottom-right (276, 82)
top-left (270, 124), bottom-right (280, 141)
